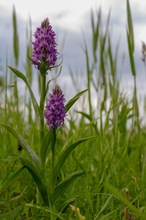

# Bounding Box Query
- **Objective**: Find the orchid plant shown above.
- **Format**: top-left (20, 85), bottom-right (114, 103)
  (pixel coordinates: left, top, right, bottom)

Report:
top-left (0, 17), bottom-right (92, 216)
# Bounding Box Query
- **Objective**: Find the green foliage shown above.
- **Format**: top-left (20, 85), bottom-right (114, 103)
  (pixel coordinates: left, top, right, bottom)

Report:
top-left (0, 2), bottom-right (146, 220)
top-left (8, 66), bottom-right (41, 121)
top-left (52, 137), bottom-right (94, 187)
top-left (0, 122), bottom-right (40, 167)
top-left (65, 89), bottom-right (88, 112)
top-left (18, 157), bottom-right (49, 206)
top-left (52, 170), bottom-right (85, 203)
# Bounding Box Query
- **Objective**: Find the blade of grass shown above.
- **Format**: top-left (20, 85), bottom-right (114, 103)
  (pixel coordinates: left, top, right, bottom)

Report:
top-left (0, 166), bottom-right (25, 195)
top-left (104, 182), bottom-right (141, 217)
top-left (94, 195), bottom-right (113, 219)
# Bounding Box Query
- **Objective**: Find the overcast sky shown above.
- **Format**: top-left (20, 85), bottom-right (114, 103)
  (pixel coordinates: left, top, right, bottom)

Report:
top-left (0, 1), bottom-right (145, 63)
top-left (0, 0), bottom-right (146, 117)
top-left (0, 0), bottom-right (146, 68)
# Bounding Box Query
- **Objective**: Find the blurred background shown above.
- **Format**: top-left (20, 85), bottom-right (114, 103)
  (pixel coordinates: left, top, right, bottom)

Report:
top-left (0, 0), bottom-right (146, 117)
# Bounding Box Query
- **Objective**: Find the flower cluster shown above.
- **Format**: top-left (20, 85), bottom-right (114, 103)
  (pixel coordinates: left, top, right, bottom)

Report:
top-left (32, 18), bottom-right (58, 72)
top-left (44, 85), bottom-right (66, 130)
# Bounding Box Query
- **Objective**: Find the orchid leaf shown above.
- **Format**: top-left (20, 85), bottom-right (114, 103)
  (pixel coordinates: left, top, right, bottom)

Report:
top-left (19, 157), bottom-right (49, 206)
top-left (51, 171), bottom-right (85, 202)
top-left (0, 122), bottom-right (40, 168)
top-left (58, 196), bottom-right (81, 213)
top-left (8, 66), bottom-right (41, 121)
top-left (40, 130), bottom-right (56, 169)
top-left (65, 89), bottom-right (88, 112)
top-left (52, 137), bottom-right (93, 185)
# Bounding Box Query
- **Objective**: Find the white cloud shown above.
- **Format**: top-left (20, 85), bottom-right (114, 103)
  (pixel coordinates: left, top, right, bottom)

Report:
top-left (0, 0), bottom-right (146, 119)
top-left (0, 0), bottom-right (100, 21)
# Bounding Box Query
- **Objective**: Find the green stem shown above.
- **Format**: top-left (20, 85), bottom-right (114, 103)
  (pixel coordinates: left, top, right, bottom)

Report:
top-left (51, 129), bottom-right (56, 171)
top-left (85, 48), bottom-right (92, 120)
top-left (133, 75), bottom-right (139, 129)
top-left (38, 73), bottom-right (46, 204)
top-left (39, 74), bottom-right (46, 145)
top-left (39, 73), bottom-right (47, 179)
top-left (50, 128), bottom-right (56, 194)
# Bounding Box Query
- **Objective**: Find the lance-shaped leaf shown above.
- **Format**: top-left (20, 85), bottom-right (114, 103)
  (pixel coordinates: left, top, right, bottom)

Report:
top-left (58, 196), bottom-right (81, 213)
top-left (65, 89), bottom-right (88, 113)
top-left (51, 171), bottom-right (85, 202)
top-left (40, 130), bottom-right (56, 169)
top-left (19, 157), bottom-right (49, 206)
top-left (8, 66), bottom-right (41, 124)
top-left (52, 137), bottom-right (93, 185)
top-left (0, 122), bottom-right (40, 168)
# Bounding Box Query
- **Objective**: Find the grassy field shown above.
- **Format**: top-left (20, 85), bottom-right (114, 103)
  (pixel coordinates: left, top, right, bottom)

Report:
top-left (0, 1), bottom-right (146, 219)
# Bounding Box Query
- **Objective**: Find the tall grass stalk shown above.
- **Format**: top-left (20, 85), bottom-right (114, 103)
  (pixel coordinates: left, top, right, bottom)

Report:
top-left (12, 6), bottom-right (19, 116)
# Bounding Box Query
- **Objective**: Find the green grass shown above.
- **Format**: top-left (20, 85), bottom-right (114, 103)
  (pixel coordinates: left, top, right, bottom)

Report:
top-left (0, 1), bottom-right (146, 219)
